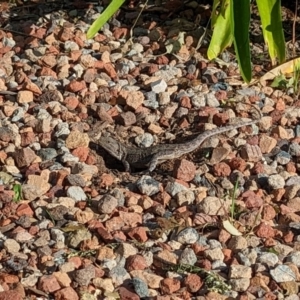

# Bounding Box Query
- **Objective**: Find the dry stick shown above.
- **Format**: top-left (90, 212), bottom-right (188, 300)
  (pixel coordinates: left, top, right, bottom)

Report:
top-left (292, 0), bottom-right (298, 57)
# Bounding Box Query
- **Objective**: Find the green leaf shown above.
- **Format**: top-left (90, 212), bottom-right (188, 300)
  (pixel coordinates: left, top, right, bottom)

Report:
top-left (256, 0), bottom-right (285, 65)
top-left (87, 0), bottom-right (126, 39)
top-left (207, 0), bottom-right (233, 60)
top-left (270, 74), bottom-right (287, 89)
top-left (13, 184), bottom-right (22, 203)
top-left (231, 0), bottom-right (252, 82)
top-left (165, 32), bottom-right (185, 54)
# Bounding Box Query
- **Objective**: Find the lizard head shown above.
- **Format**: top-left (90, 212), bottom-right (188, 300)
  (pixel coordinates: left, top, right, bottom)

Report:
top-left (98, 136), bottom-right (126, 161)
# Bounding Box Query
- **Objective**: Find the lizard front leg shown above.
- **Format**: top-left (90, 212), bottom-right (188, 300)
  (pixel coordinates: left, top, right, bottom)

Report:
top-left (148, 155), bottom-right (159, 172)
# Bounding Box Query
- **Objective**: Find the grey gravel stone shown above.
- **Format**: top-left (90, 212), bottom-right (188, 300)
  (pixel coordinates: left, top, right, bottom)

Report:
top-left (228, 236), bottom-right (248, 251)
top-left (176, 228), bottom-right (199, 244)
top-left (116, 62), bottom-right (130, 75)
top-left (74, 265), bottom-right (95, 286)
top-left (37, 108), bottom-right (51, 119)
top-left (132, 277), bottom-right (149, 298)
top-left (240, 248), bottom-right (257, 265)
top-left (206, 92), bottom-right (220, 107)
top-left (179, 248), bottom-right (197, 265)
top-left (38, 148), bottom-right (57, 161)
top-left (175, 107), bottom-right (189, 118)
top-left (135, 133), bottom-right (154, 148)
top-left (0, 172), bottom-right (13, 184)
top-left (61, 153), bottom-right (79, 163)
top-left (110, 188), bottom-right (125, 206)
top-left (34, 236), bottom-right (49, 247)
top-left (273, 243), bottom-right (293, 257)
top-left (191, 93), bottom-right (206, 108)
top-left (204, 247), bottom-right (224, 261)
top-left (228, 278), bottom-right (250, 292)
top-left (136, 175), bottom-right (160, 196)
top-left (144, 99), bottom-right (159, 109)
top-left (268, 174), bottom-right (285, 189)
top-left (54, 122), bottom-right (70, 137)
top-left (11, 107), bottom-right (25, 122)
top-left (67, 186), bottom-right (87, 201)
top-left (211, 260), bottom-right (227, 271)
top-left (257, 252), bottom-right (279, 267)
top-left (151, 79), bottom-right (167, 93)
top-left (286, 176), bottom-right (300, 186)
top-left (51, 229), bottom-right (65, 249)
top-left (101, 258), bottom-right (117, 270)
top-left (3, 37), bottom-right (16, 48)
top-left (158, 92), bottom-right (170, 105)
top-left (197, 196), bottom-right (229, 216)
top-left (64, 41), bottom-right (80, 51)
top-left (98, 195), bottom-right (118, 214)
top-left (4, 239), bottom-right (20, 253)
top-left (285, 251), bottom-right (300, 267)
top-left (207, 239), bottom-right (222, 249)
top-left (276, 151), bottom-right (291, 165)
top-left (290, 143), bottom-right (300, 156)
top-left (284, 184), bottom-right (300, 200)
top-left (67, 174), bottom-right (86, 187)
top-left (144, 91), bottom-right (156, 102)
top-left (165, 181), bottom-right (187, 196)
top-left (116, 243), bottom-right (138, 258)
top-left (229, 265), bottom-right (252, 279)
top-left (236, 253), bottom-right (251, 266)
top-left (109, 266), bottom-right (131, 286)
top-left (155, 68), bottom-right (178, 82)
top-left (270, 265), bottom-right (297, 282)
top-left (175, 190), bottom-right (195, 206)
top-left (68, 228), bottom-right (91, 248)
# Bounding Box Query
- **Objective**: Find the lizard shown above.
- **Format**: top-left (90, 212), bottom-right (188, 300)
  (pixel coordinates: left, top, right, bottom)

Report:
top-left (91, 117), bottom-right (260, 173)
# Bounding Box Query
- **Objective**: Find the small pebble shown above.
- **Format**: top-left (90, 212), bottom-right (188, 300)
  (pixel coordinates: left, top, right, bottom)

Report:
top-left (136, 175), bottom-right (160, 196)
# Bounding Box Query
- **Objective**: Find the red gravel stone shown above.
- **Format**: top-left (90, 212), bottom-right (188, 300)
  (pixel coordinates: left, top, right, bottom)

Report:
top-left (286, 162), bottom-right (296, 173)
top-left (173, 159), bottom-right (196, 182)
top-left (255, 222), bottom-right (275, 238)
top-left (160, 278), bottom-right (181, 294)
top-left (16, 203), bottom-right (34, 217)
top-left (64, 96), bottom-right (79, 110)
top-left (72, 147), bottom-right (89, 162)
top-left (184, 274), bottom-right (203, 293)
top-left (272, 188), bottom-right (285, 202)
top-left (241, 190), bottom-right (264, 209)
top-left (127, 227), bottom-right (148, 242)
top-left (99, 173), bottom-right (115, 188)
top-left (219, 229), bottom-right (231, 244)
top-left (14, 148), bottom-right (37, 168)
top-left (213, 162), bottom-right (231, 177)
top-left (119, 111), bottom-right (137, 126)
top-left (38, 275), bottom-right (61, 293)
top-left (54, 287), bottom-right (79, 300)
top-left (262, 205), bottom-right (276, 221)
top-left (67, 80), bottom-right (87, 92)
top-left (0, 290), bottom-right (24, 300)
top-left (213, 112), bottom-right (229, 126)
top-left (0, 273), bottom-right (19, 284)
top-left (126, 254), bottom-right (148, 271)
top-left (228, 157), bottom-right (247, 172)
top-left (118, 287), bottom-right (140, 300)
top-left (103, 63), bottom-right (117, 78)
top-left (178, 118), bottom-right (190, 128)
top-left (179, 96), bottom-right (192, 109)
top-left (283, 230), bottom-right (294, 243)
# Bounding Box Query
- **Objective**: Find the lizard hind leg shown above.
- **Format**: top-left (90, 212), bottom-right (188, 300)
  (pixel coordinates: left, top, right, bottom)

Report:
top-left (122, 160), bottom-right (131, 173)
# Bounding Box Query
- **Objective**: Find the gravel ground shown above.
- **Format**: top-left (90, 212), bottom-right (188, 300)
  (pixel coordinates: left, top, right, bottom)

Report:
top-left (0, 1), bottom-right (300, 300)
